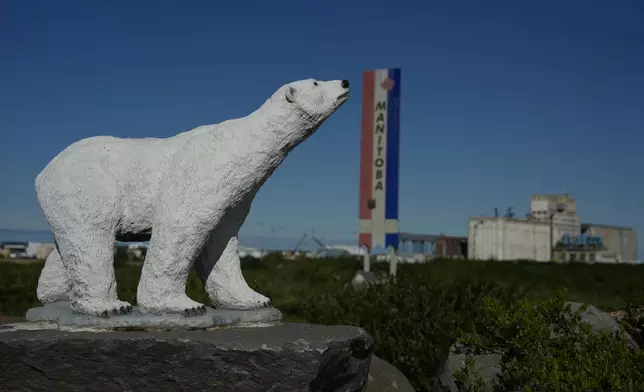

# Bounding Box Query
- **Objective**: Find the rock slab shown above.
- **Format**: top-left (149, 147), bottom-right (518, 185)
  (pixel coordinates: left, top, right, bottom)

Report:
top-left (0, 322), bottom-right (372, 392)
top-left (351, 270), bottom-right (381, 289)
top-left (567, 302), bottom-right (638, 349)
top-left (366, 355), bottom-right (415, 392)
top-left (25, 301), bottom-right (282, 330)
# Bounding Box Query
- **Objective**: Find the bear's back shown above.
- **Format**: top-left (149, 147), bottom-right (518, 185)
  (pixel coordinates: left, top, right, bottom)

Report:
top-left (36, 135), bottom-right (173, 189)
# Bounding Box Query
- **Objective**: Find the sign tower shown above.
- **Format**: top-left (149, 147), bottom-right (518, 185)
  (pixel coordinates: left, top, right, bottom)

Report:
top-left (358, 68), bottom-right (401, 252)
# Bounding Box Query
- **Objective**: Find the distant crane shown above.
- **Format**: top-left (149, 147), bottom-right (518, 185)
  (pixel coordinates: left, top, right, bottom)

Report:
top-left (311, 235), bottom-right (327, 250)
top-left (293, 233), bottom-right (308, 253)
top-left (284, 232), bottom-right (308, 259)
top-left (284, 229), bottom-right (352, 259)
top-left (310, 231), bottom-right (350, 258)
top-left (505, 207), bottom-right (515, 219)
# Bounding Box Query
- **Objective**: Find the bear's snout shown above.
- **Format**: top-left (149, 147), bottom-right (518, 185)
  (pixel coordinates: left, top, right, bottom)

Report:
top-left (341, 79), bottom-right (350, 89)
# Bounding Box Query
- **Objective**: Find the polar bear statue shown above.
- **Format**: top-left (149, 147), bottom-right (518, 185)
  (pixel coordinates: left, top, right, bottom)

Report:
top-left (35, 78), bottom-right (350, 317)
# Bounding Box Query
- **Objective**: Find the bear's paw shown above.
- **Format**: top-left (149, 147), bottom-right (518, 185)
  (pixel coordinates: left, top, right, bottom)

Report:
top-left (71, 299), bottom-right (133, 318)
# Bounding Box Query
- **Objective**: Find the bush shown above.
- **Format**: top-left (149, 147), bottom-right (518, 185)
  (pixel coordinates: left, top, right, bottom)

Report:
top-left (0, 262), bottom-right (42, 316)
top-left (454, 292), bottom-right (644, 392)
top-left (114, 245), bottom-right (130, 268)
top-left (299, 276), bottom-right (524, 390)
top-left (620, 302), bottom-right (644, 347)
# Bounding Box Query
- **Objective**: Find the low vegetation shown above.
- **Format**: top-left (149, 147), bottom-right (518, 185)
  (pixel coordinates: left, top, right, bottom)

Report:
top-left (2, 252), bottom-right (644, 391)
top-left (452, 294), bottom-right (644, 392)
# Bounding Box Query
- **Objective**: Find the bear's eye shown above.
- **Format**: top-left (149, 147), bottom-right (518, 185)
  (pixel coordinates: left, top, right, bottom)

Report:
top-left (313, 81), bottom-right (318, 87)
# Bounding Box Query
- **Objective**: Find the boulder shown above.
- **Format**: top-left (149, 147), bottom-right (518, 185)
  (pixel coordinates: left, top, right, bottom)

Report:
top-left (366, 355), bottom-right (415, 392)
top-left (567, 302), bottom-right (638, 349)
top-left (435, 302), bottom-right (636, 392)
top-left (435, 344), bottom-right (503, 392)
top-left (351, 270), bottom-right (380, 289)
top-left (0, 322), bottom-right (372, 392)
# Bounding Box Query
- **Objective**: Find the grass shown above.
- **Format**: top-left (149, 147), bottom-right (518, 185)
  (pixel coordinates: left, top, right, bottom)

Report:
top-left (0, 254), bottom-right (361, 318)
top-left (2, 255), bottom-right (644, 318)
top-left (397, 259), bottom-right (644, 310)
top-left (4, 255), bottom-right (644, 391)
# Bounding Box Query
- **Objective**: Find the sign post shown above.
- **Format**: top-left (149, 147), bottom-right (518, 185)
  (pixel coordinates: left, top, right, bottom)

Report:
top-left (358, 68), bottom-right (401, 255)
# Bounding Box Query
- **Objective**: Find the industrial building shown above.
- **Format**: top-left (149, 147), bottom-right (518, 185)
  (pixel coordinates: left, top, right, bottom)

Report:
top-left (579, 223), bottom-right (638, 263)
top-left (398, 233), bottom-right (467, 259)
top-left (1, 242), bottom-right (28, 258)
top-left (468, 217), bottom-right (551, 261)
top-left (468, 194), bottom-right (638, 263)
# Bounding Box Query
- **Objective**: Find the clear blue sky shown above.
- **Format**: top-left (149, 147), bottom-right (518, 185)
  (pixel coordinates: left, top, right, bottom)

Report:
top-left (1, 1), bottom-right (643, 254)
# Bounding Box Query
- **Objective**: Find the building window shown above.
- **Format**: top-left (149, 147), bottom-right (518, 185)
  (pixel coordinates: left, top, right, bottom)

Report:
top-left (579, 253), bottom-right (586, 262)
top-left (569, 253), bottom-right (577, 262)
top-left (589, 253), bottom-right (596, 261)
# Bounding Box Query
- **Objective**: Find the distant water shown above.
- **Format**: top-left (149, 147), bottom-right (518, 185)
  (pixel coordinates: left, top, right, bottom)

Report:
top-left (0, 229), bottom-right (54, 243)
top-left (0, 228), bottom-right (354, 252)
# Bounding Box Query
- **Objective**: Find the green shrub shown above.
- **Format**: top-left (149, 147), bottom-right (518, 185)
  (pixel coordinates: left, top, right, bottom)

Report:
top-left (0, 262), bottom-right (42, 315)
top-left (620, 302), bottom-right (644, 347)
top-left (114, 245), bottom-right (130, 268)
top-left (299, 276), bottom-right (524, 390)
top-left (454, 292), bottom-right (644, 392)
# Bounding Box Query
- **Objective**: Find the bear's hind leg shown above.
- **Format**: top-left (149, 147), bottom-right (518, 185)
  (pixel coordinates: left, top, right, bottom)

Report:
top-left (56, 227), bottom-right (132, 317)
top-left (202, 236), bottom-right (272, 310)
top-left (36, 248), bottom-right (71, 304)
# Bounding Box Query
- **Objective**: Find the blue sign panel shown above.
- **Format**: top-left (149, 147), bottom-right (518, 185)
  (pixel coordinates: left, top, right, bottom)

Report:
top-left (558, 233), bottom-right (604, 248)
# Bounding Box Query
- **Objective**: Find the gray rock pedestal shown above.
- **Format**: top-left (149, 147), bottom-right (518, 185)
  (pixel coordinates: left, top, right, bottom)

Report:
top-left (0, 323), bottom-right (373, 392)
top-left (24, 301), bottom-right (283, 331)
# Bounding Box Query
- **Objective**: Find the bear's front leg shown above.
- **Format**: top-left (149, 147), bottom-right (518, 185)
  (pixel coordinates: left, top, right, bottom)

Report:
top-left (56, 226), bottom-right (132, 317)
top-left (136, 214), bottom-right (212, 316)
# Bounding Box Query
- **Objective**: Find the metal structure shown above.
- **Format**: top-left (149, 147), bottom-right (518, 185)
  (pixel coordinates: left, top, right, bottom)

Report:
top-left (293, 233), bottom-right (308, 253)
top-left (310, 234), bottom-right (351, 258)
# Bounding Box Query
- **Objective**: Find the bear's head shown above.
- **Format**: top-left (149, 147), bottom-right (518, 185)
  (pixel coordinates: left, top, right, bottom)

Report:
top-left (282, 78), bottom-right (350, 122)
top-left (262, 78), bottom-right (350, 148)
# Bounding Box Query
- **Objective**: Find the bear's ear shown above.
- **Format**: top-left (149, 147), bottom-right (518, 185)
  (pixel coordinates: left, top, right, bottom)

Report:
top-left (285, 85), bottom-right (297, 103)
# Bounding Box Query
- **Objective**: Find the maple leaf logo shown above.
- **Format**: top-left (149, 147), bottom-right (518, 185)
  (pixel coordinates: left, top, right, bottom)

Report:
top-left (381, 77), bottom-right (394, 91)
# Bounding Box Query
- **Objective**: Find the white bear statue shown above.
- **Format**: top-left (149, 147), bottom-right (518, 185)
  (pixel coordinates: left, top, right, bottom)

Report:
top-left (35, 78), bottom-right (350, 317)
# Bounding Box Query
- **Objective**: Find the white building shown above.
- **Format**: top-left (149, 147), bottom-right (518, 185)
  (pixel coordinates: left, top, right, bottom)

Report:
top-left (469, 217), bottom-right (552, 261)
top-left (581, 223), bottom-right (638, 263)
top-left (530, 194), bottom-right (581, 240)
top-left (469, 194), bottom-right (638, 263)
top-left (238, 245), bottom-right (268, 259)
top-left (469, 194), bottom-right (581, 262)
top-left (25, 242), bottom-right (56, 259)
